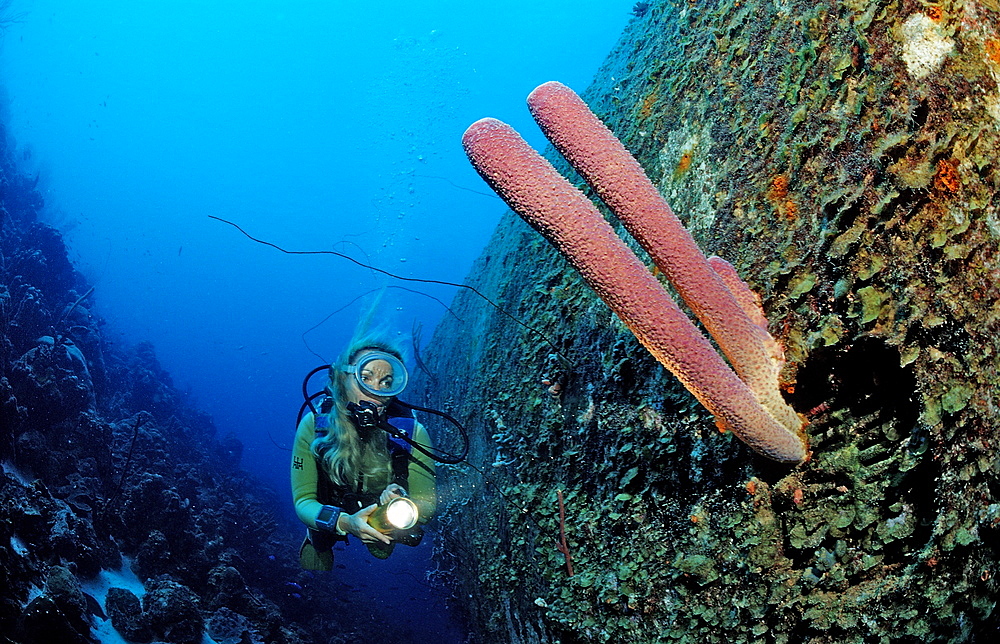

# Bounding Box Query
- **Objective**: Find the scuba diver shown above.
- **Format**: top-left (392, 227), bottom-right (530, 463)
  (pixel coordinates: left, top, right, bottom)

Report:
top-left (290, 332), bottom-right (437, 571)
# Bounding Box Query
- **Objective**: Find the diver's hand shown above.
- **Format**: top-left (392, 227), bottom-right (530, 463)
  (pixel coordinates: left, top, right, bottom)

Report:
top-left (339, 504), bottom-right (392, 544)
top-left (379, 484), bottom-right (407, 505)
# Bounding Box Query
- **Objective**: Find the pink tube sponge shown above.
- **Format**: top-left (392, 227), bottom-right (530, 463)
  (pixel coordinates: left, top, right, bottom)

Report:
top-left (527, 81), bottom-right (799, 434)
top-left (462, 84), bottom-right (807, 464)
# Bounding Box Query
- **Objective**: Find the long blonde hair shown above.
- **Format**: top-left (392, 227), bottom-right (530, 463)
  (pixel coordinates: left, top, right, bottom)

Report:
top-left (311, 310), bottom-right (407, 491)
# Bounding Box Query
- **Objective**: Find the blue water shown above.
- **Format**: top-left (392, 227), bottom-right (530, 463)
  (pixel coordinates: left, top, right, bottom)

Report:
top-left (1, 0), bottom-right (630, 637)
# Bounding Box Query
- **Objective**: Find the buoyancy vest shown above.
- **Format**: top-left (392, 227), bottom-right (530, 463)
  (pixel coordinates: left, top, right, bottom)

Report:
top-left (315, 399), bottom-right (416, 513)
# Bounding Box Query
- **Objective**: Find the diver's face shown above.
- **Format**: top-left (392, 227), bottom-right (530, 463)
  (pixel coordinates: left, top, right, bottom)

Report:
top-left (346, 358), bottom-right (395, 406)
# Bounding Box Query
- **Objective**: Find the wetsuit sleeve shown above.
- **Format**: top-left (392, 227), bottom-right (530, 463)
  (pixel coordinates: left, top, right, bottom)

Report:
top-left (409, 421), bottom-right (437, 523)
top-left (290, 414), bottom-right (324, 529)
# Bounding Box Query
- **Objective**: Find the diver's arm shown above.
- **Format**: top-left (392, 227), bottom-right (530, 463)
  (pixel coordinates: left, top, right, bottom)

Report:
top-left (290, 414), bottom-right (336, 530)
top-left (408, 422), bottom-right (438, 522)
top-left (336, 505), bottom-right (392, 544)
top-left (290, 416), bottom-right (389, 542)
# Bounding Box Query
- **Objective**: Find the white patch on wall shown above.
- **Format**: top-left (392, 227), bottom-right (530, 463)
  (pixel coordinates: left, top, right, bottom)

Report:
top-left (899, 14), bottom-right (954, 79)
top-left (79, 556), bottom-right (146, 603)
top-left (986, 94), bottom-right (1000, 126)
top-left (10, 535), bottom-right (29, 556)
top-left (2, 460), bottom-right (32, 485)
top-left (656, 123), bottom-right (722, 241)
top-left (80, 557), bottom-right (149, 644)
top-left (25, 584), bottom-right (43, 605)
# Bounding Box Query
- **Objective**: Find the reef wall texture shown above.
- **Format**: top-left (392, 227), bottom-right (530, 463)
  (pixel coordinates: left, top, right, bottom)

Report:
top-left (0, 124), bottom-right (354, 643)
top-left (415, 0), bottom-right (1000, 641)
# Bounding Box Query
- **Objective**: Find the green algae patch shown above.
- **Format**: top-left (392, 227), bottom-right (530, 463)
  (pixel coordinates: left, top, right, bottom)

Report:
top-left (941, 383), bottom-right (973, 414)
top-left (787, 271), bottom-right (817, 300)
top-left (818, 315), bottom-right (846, 346)
top-left (828, 223), bottom-right (865, 258)
top-left (672, 554), bottom-right (720, 585)
top-left (856, 285), bottom-right (888, 324)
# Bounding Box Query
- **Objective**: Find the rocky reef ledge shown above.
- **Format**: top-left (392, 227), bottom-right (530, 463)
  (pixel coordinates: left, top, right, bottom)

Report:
top-left (1, 126), bottom-right (325, 642)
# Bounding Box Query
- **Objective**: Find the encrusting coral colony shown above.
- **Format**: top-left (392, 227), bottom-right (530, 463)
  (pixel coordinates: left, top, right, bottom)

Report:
top-left (415, 0), bottom-right (1000, 642)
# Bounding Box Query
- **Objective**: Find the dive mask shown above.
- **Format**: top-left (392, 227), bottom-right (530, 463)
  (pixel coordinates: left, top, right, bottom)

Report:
top-left (341, 350), bottom-right (408, 398)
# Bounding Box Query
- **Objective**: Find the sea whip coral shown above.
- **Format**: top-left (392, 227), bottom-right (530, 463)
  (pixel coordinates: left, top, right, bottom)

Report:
top-left (462, 82), bottom-right (807, 463)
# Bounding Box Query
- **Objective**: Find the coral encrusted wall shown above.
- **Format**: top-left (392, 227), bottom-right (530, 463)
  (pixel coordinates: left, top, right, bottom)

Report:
top-left (414, 1), bottom-right (1000, 642)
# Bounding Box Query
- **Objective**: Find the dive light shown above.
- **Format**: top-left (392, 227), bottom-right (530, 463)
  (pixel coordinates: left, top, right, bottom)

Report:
top-left (367, 497), bottom-right (419, 533)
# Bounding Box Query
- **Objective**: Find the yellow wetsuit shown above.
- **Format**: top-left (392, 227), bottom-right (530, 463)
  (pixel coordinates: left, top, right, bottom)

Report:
top-left (290, 411), bottom-right (437, 532)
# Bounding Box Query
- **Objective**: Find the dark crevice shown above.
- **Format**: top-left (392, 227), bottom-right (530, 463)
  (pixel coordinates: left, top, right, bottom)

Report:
top-left (783, 339), bottom-right (935, 569)
top-left (904, 317), bottom-right (970, 359)
top-left (911, 99), bottom-right (930, 131)
top-left (822, 194), bottom-right (866, 232)
top-left (879, 137), bottom-right (911, 169)
top-left (792, 338), bottom-right (919, 428)
top-left (875, 187), bottom-right (928, 226)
